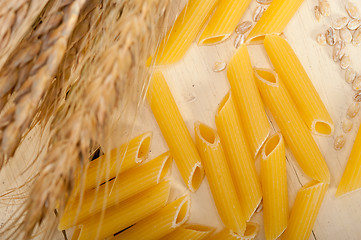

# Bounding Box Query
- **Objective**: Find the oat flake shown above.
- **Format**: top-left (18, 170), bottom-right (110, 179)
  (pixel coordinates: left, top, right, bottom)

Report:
top-left (315, 6), bottom-right (322, 22)
top-left (333, 17), bottom-right (349, 30)
top-left (235, 21), bottom-right (252, 35)
top-left (353, 76), bottom-right (361, 91)
top-left (340, 55), bottom-right (351, 69)
top-left (346, 1), bottom-right (360, 19)
top-left (253, 6), bottom-right (266, 22)
top-left (340, 28), bottom-right (352, 43)
top-left (333, 41), bottom-right (345, 62)
top-left (319, 0), bottom-right (330, 17)
top-left (316, 33), bottom-right (326, 45)
top-left (213, 62), bottom-right (227, 72)
top-left (347, 102), bottom-right (360, 119)
top-left (326, 27), bottom-right (336, 45)
top-left (353, 91), bottom-right (361, 102)
top-left (345, 68), bottom-right (357, 84)
top-left (342, 119), bottom-right (353, 133)
top-left (334, 135), bottom-right (346, 150)
top-left (234, 34), bottom-right (245, 48)
top-left (347, 19), bottom-right (361, 30)
top-left (352, 27), bottom-right (361, 46)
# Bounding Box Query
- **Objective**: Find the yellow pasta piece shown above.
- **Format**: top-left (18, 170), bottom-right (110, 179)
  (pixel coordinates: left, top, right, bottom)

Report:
top-left (76, 181), bottom-right (170, 240)
top-left (159, 224), bottom-right (214, 240)
top-left (264, 34), bottom-right (334, 135)
top-left (73, 132), bottom-right (152, 194)
top-left (337, 124), bottom-right (361, 196)
top-left (195, 122), bottom-right (246, 235)
top-left (59, 152), bottom-right (172, 230)
top-left (114, 195), bottom-right (190, 240)
top-left (227, 44), bottom-right (270, 156)
top-left (247, 0), bottom-right (305, 44)
top-left (255, 69), bottom-right (330, 183)
top-left (147, 71), bottom-right (204, 192)
top-left (208, 223), bottom-right (260, 240)
top-left (261, 132), bottom-right (288, 240)
top-left (198, 0), bottom-right (252, 45)
top-left (215, 92), bottom-right (262, 220)
top-left (281, 181), bottom-right (328, 240)
top-left (71, 227), bottom-right (81, 240)
top-left (153, 0), bottom-right (218, 65)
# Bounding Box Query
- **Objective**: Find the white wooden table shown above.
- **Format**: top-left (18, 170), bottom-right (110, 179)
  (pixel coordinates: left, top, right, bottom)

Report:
top-left (2, 0), bottom-right (361, 239)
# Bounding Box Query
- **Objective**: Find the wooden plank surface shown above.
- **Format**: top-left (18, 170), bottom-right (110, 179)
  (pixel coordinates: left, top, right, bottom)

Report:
top-left (1, 0), bottom-right (361, 239)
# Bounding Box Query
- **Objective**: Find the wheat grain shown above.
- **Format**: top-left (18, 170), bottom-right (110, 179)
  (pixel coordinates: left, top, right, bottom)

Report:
top-left (0, 0), bottom-right (51, 73)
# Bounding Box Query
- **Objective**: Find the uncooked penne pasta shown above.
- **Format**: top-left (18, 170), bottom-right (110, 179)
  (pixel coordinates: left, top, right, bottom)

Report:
top-left (147, 71), bottom-right (204, 192)
top-left (114, 196), bottom-right (190, 240)
top-left (247, 0), bottom-right (305, 44)
top-left (281, 181), bottom-right (328, 240)
top-left (215, 92), bottom-right (262, 221)
top-left (227, 44), bottom-right (270, 156)
top-left (264, 34), bottom-right (334, 136)
top-left (59, 152), bottom-right (172, 230)
top-left (261, 133), bottom-right (288, 240)
top-left (154, 0), bottom-right (218, 65)
top-left (195, 122), bottom-right (246, 235)
top-left (76, 181), bottom-right (170, 240)
top-left (198, 0), bottom-right (252, 45)
top-left (337, 124), bottom-right (361, 196)
top-left (208, 223), bottom-right (260, 240)
top-left (254, 69), bottom-right (330, 183)
top-left (71, 227), bottom-right (81, 240)
top-left (73, 132), bottom-right (152, 194)
top-left (159, 224), bottom-right (214, 240)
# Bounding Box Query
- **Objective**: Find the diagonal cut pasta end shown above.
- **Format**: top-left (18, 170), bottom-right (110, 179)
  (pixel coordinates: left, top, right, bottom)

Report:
top-left (188, 161), bottom-right (204, 192)
top-left (172, 195), bottom-right (191, 228)
top-left (229, 222), bottom-right (260, 240)
top-left (135, 132), bottom-right (153, 163)
top-left (156, 152), bottom-right (173, 183)
top-left (198, 34), bottom-right (231, 46)
top-left (246, 34), bottom-right (267, 45)
top-left (254, 68), bottom-right (279, 87)
top-left (262, 132), bottom-right (283, 160)
top-left (311, 120), bottom-right (334, 136)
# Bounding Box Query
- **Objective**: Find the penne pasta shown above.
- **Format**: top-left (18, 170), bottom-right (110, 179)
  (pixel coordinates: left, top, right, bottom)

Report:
top-left (59, 152), bottom-right (172, 230)
top-left (76, 181), bottom-right (170, 240)
top-left (264, 34), bottom-right (334, 136)
top-left (159, 224), bottom-right (214, 240)
top-left (281, 181), bottom-right (328, 240)
top-left (73, 132), bottom-right (152, 194)
top-left (195, 122), bottom-right (246, 235)
top-left (227, 44), bottom-right (270, 156)
top-left (114, 195), bottom-right (190, 240)
top-left (208, 223), bottom-right (260, 240)
top-left (71, 227), bottom-right (81, 240)
top-left (261, 132), bottom-right (288, 240)
top-left (254, 69), bottom-right (330, 183)
top-left (147, 71), bottom-right (204, 192)
top-left (215, 92), bottom-right (262, 221)
top-left (198, 0), bottom-right (252, 45)
top-left (337, 124), bottom-right (361, 196)
top-left (247, 0), bottom-right (305, 44)
top-left (154, 0), bottom-right (218, 65)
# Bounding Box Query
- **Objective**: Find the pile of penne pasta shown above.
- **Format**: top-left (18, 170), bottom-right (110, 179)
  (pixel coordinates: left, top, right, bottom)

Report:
top-left (60, 0), bottom-right (361, 239)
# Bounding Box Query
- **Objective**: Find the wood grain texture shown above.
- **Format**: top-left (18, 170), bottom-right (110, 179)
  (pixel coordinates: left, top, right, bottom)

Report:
top-left (2, 0), bottom-right (361, 239)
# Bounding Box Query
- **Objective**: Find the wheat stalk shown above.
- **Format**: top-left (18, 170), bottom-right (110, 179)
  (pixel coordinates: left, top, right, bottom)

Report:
top-left (0, 0), bottom-right (53, 75)
top-left (0, 0), bottom-right (86, 167)
top-left (38, 0), bottom-right (102, 125)
top-left (1, 0), bottom-right (170, 238)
